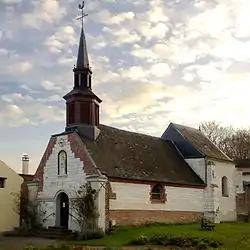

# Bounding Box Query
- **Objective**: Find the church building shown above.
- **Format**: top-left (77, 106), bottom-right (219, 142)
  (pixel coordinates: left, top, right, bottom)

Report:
top-left (28, 17), bottom-right (242, 232)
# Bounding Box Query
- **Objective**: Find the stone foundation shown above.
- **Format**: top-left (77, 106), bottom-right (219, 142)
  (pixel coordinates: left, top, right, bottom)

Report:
top-left (109, 210), bottom-right (202, 225)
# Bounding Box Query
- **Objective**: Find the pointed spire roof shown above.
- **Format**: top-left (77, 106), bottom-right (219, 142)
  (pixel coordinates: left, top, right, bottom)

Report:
top-left (76, 27), bottom-right (89, 68)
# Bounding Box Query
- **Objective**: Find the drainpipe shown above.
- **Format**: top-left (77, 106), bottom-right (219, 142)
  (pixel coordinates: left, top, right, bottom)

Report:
top-left (204, 157), bottom-right (208, 185)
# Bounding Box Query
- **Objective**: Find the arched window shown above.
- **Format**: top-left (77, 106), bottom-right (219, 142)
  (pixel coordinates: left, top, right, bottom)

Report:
top-left (150, 184), bottom-right (166, 203)
top-left (58, 150), bottom-right (67, 175)
top-left (222, 176), bottom-right (229, 197)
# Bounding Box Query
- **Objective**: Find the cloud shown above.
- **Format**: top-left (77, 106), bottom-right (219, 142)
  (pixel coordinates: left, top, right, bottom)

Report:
top-left (44, 26), bottom-right (77, 53)
top-left (0, 103), bottom-right (28, 127)
top-left (1, 0), bottom-right (250, 160)
top-left (1, 0), bottom-right (22, 3)
top-left (22, 0), bottom-right (67, 29)
top-left (95, 10), bottom-right (135, 25)
top-left (40, 80), bottom-right (62, 91)
top-left (0, 92), bottom-right (65, 127)
top-left (103, 26), bottom-right (140, 45)
top-left (18, 61), bottom-right (33, 73)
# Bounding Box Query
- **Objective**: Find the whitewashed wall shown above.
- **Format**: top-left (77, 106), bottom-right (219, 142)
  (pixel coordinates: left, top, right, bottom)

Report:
top-left (110, 182), bottom-right (204, 212)
top-left (235, 169), bottom-right (244, 193)
top-left (185, 157), bottom-right (238, 222)
top-left (185, 158), bottom-right (206, 182)
top-left (184, 158), bottom-right (216, 221)
top-left (212, 160), bottom-right (237, 221)
top-left (38, 135), bottom-right (87, 231)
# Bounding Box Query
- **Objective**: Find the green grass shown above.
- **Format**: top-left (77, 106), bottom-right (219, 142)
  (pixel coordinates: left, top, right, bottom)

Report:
top-left (72, 222), bottom-right (250, 249)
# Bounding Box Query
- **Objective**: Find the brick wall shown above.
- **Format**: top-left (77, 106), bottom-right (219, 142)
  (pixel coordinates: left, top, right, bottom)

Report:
top-left (105, 182), bottom-right (110, 230)
top-left (109, 210), bottom-right (202, 225)
top-left (33, 137), bottom-right (56, 192)
top-left (19, 174), bottom-right (34, 226)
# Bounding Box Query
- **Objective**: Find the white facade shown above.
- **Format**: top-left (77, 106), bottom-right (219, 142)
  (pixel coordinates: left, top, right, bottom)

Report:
top-left (186, 158), bottom-right (206, 182)
top-left (110, 182), bottom-right (204, 212)
top-left (34, 134), bottom-right (240, 231)
top-left (213, 160), bottom-right (237, 221)
top-left (33, 135), bottom-right (106, 232)
top-left (185, 157), bottom-right (237, 222)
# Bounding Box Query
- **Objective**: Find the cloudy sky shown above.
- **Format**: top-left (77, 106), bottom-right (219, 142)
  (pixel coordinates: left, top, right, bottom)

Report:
top-left (0, 0), bottom-right (250, 173)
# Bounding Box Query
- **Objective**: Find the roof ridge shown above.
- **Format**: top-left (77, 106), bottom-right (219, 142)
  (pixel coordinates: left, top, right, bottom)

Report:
top-left (100, 124), bottom-right (162, 140)
top-left (172, 122), bottom-right (200, 132)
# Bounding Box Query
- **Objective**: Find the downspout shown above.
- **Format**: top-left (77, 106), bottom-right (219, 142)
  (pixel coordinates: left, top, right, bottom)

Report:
top-left (204, 157), bottom-right (208, 185)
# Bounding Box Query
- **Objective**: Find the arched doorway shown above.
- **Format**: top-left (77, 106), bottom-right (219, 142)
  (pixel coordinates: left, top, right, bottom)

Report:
top-left (56, 192), bottom-right (69, 228)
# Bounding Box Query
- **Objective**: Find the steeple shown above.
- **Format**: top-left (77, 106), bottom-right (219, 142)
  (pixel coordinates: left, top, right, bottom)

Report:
top-left (63, 1), bottom-right (101, 140)
top-left (73, 26), bottom-right (92, 90)
top-left (76, 27), bottom-right (89, 68)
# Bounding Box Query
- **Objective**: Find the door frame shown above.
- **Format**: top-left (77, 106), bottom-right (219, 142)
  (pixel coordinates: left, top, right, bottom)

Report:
top-left (55, 191), bottom-right (69, 228)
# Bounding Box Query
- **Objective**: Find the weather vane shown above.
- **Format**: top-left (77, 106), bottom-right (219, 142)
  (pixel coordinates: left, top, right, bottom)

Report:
top-left (76, 1), bottom-right (88, 29)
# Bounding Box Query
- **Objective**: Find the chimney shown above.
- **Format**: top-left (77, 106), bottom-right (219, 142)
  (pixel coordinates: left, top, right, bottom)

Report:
top-left (22, 154), bottom-right (29, 175)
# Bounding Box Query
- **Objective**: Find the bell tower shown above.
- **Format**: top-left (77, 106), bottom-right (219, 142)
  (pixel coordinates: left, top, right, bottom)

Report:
top-left (63, 1), bottom-right (102, 140)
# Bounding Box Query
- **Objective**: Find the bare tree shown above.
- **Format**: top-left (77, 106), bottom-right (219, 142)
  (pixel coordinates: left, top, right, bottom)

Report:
top-left (230, 129), bottom-right (250, 159)
top-left (200, 121), bottom-right (250, 160)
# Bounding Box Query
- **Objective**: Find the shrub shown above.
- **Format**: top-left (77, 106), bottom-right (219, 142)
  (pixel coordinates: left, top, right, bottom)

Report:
top-left (139, 220), bottom-right (201, 228)
top-left (130, 234), bottom-right (221, 249)
top-left (66, 228), bottom-right (104, 241)
top-left (82, 228), bottom-right (104, 240)
top-left (65, 232), bottom-right (79, 241)
top-left (197, 241), bottom-right (209, 249)
top-left (131, 235), bottom-right (149, 245)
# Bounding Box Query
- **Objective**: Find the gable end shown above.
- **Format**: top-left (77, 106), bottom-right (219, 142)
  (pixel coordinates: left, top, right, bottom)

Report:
top-left (161, 123), bottom-right (204, 159)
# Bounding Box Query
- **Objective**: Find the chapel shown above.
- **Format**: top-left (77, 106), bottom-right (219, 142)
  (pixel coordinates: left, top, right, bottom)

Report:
top-left (28, 9), bottom-right (243, 232)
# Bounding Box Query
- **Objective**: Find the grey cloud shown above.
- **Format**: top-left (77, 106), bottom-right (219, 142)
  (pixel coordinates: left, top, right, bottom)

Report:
top-left (226, 61), bottom-right (250, 74)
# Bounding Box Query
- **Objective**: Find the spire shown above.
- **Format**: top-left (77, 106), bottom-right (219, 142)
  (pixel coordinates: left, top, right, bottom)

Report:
top-left (76, 1), bottom-right (89, 69)
top-left (63, 1), bottom-right (102, 141)
top-left (73, 1), bottom-right (92, 89)
top-left (76, 27), bottom-right (89, 68)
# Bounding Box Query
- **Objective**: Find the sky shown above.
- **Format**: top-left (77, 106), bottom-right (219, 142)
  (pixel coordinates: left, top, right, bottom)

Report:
top-left (0, 0), bottom-right (250, 173)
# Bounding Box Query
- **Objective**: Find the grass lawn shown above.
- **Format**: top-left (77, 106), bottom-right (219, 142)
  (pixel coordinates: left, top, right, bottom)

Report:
top-left (75, 222), bottom-right (250, 249)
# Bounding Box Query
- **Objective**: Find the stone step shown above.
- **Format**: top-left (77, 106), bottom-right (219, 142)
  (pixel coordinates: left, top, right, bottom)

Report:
top-left (36, 233), bottom-right (69, 239)
top-left (35, 227), bottom-right (73, 239)
top-left (38, 230), bottom-right (70, 235)
top-left (47, 226), bottom-right (72, 233)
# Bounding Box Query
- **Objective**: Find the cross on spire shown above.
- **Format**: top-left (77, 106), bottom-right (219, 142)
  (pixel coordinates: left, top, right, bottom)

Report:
top-left (76, 1), bottom-right (88, 29)
top-left (75, 1), bottom-right (89, 69)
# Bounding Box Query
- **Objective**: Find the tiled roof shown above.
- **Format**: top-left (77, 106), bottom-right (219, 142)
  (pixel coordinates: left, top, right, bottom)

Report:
top-left (79, 125), bottom-right (204, 186)
top-left (172, 123), bottom-right (232, 162)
